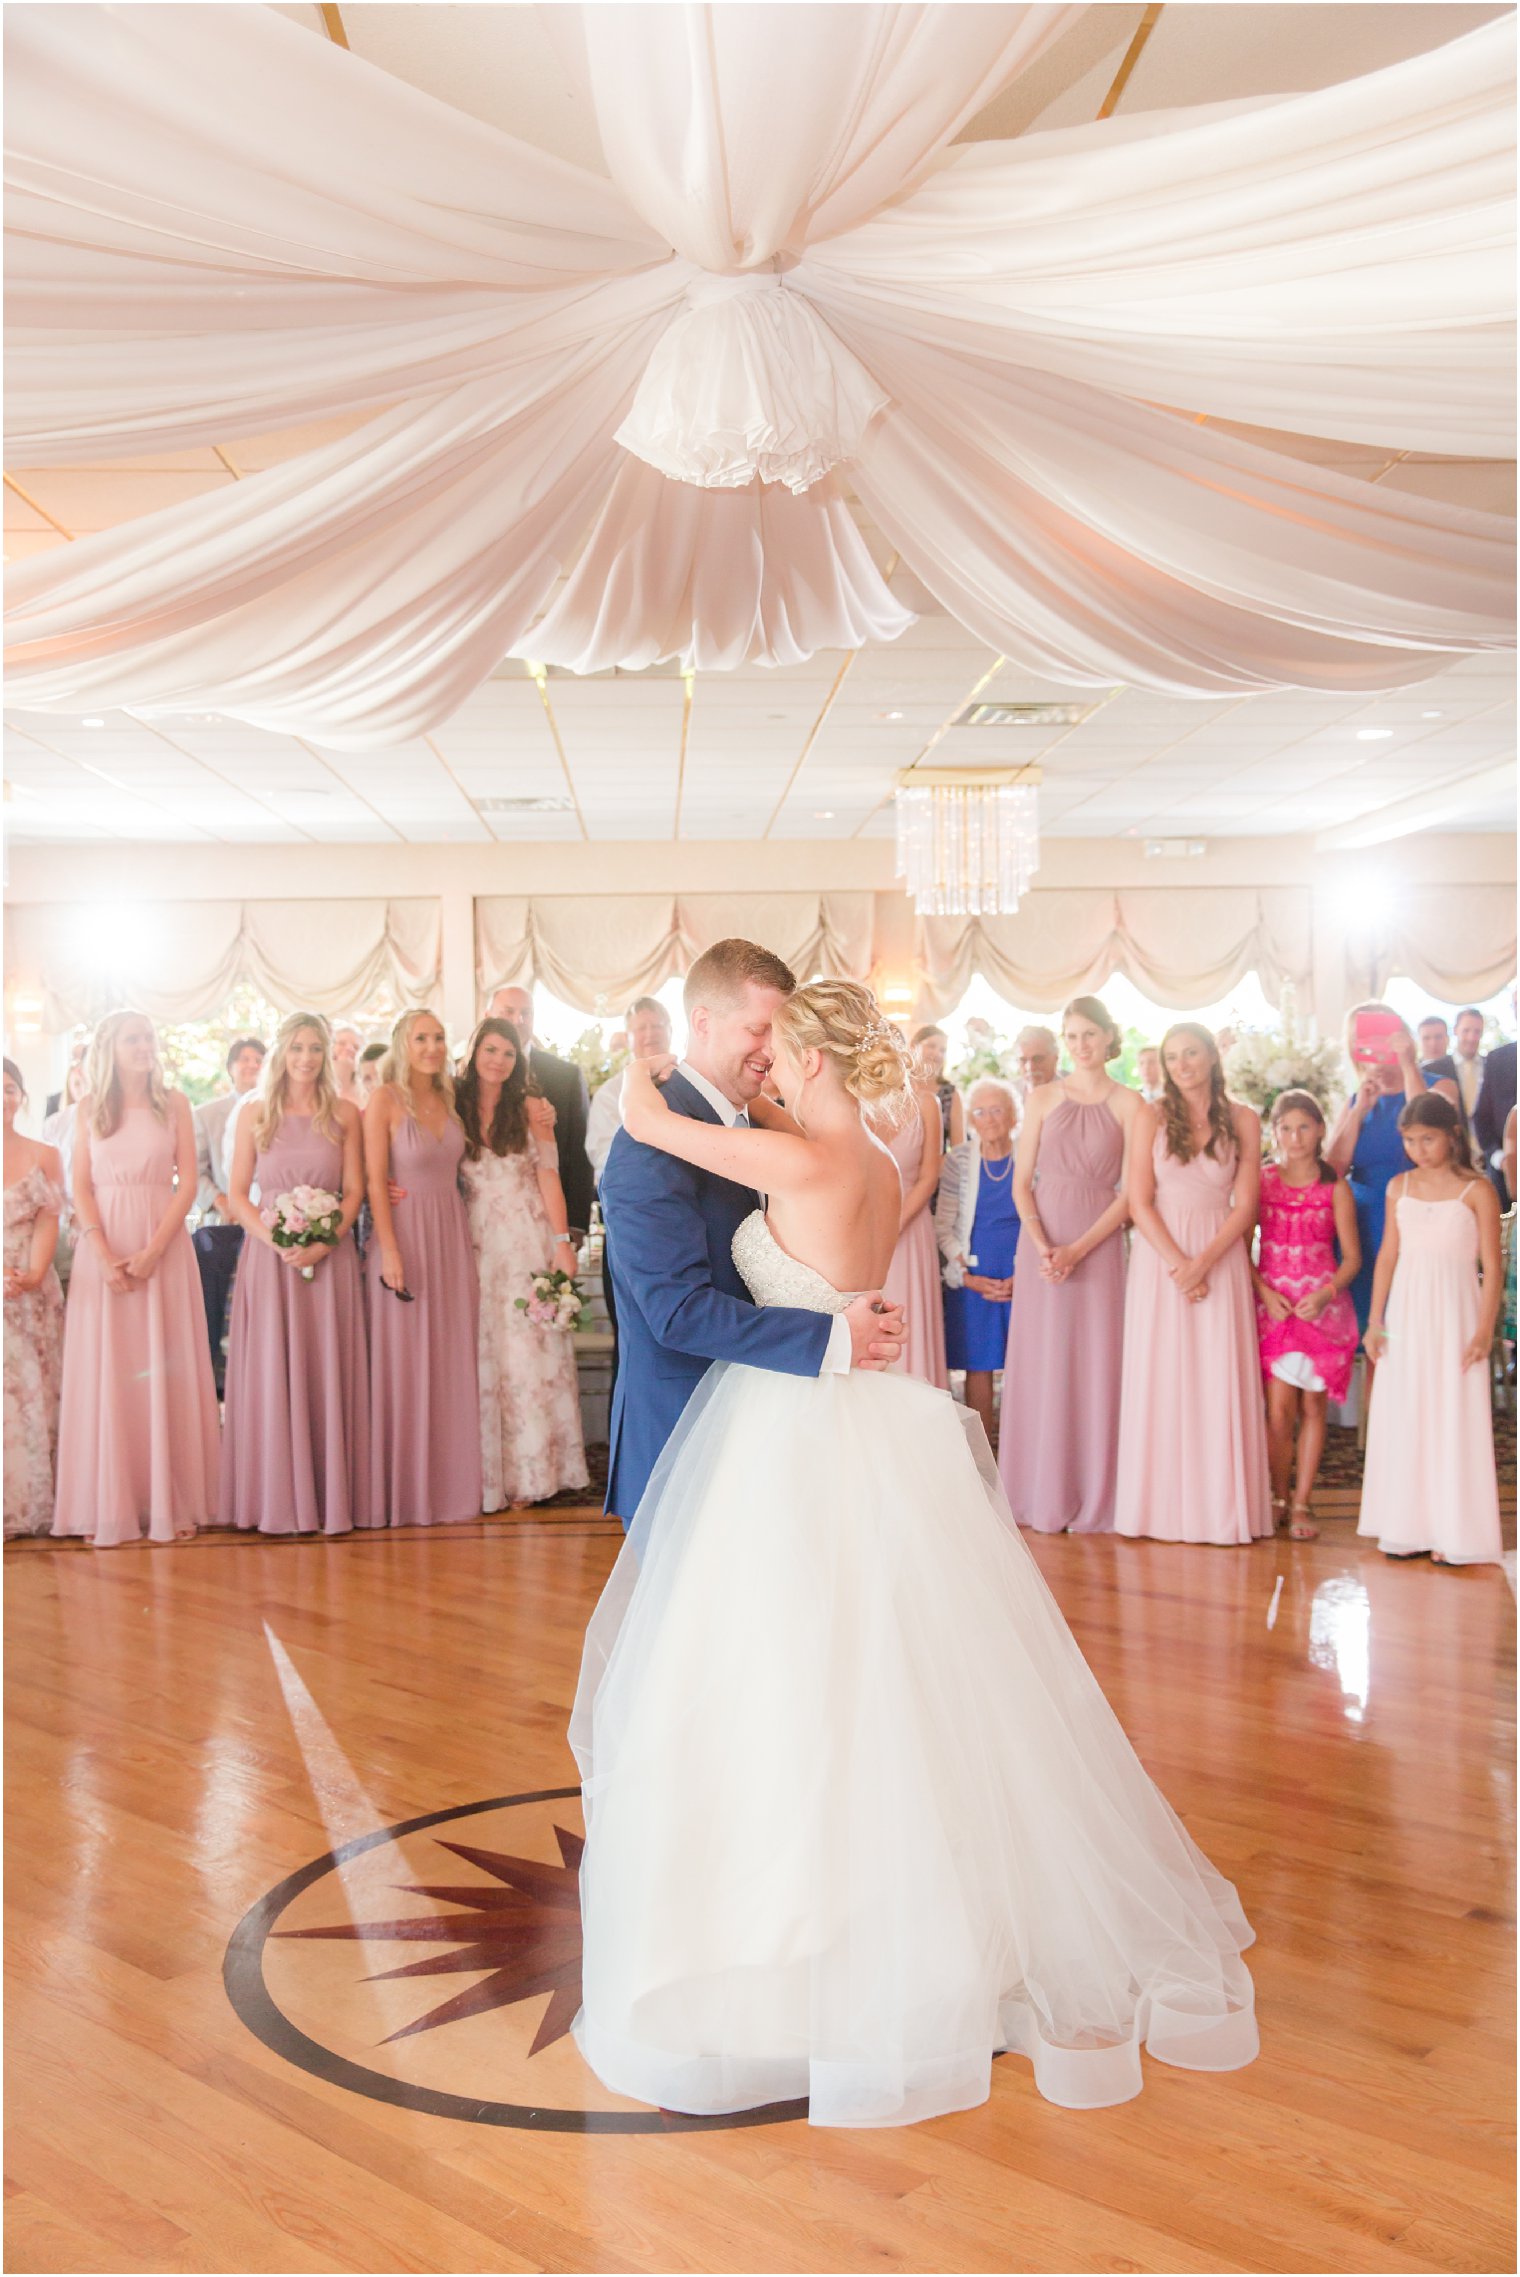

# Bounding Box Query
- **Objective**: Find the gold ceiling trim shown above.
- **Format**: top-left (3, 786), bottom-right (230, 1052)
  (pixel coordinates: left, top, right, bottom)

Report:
top-left (672, 671), bottom-right (696, 840)
top-left (318, 4), bottom-right (350, 49)
top-left (524, 664), bottom-right (590, 842)
top-left (762, 650), bottom-right (859, 840)
top-left (3, 471), bottom-right (74, 541)
top-left (4, 721), bottom-right (229, 844)
top-left (849, 652), bottom-right (1006, 840)
top-left (137, 717), bottom-right (321, 843)
top-left (1097, 3), bottom-right (1163, 120)
top-left (212, 444), bottom-right (244, 479)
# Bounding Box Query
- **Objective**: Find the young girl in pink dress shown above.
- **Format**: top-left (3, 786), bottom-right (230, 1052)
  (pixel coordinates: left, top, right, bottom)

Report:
top-left (52, 1010), bottom-right (220, 1546)
top-left (1252, 1090), bottom-right (1361, 1542)
top-left (1358, 1092), bottom-right (1504, 1566)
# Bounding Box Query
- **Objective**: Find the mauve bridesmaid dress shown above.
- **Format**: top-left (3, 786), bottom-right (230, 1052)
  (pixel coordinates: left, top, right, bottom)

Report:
top-left (366, 1111), bottom-right (482, 1526)
top-left (1115, 1134), bottom-right (1273, 1546)
top-left (52, 1105), bottom-right (220, 1545)
top-left (998, 1097), bottom-right (1125, 1533)
top-left (882, 1107), bottom-right (949, 1390)
top-left (220, 1113), bottom-right (370, 1534)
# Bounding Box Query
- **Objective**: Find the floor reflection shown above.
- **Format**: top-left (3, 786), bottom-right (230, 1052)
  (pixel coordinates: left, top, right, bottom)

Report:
top-left (1308, 1573), bottom-right (1371, 1724)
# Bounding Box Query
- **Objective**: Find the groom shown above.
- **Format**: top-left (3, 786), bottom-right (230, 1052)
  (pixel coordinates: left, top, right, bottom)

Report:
top-left (599, 936), bottom-right (907, 1528)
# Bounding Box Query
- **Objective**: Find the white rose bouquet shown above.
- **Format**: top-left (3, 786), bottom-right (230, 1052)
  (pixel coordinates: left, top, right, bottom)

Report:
top-left (261, 1185), bottom-right (343, 1279)
top-left (516, 1266), bottom-right (585, 1331)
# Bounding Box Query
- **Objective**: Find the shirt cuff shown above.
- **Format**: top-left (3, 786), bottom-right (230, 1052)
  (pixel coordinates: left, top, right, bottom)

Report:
top-left (822, 1314), bottom-right (852, 1374)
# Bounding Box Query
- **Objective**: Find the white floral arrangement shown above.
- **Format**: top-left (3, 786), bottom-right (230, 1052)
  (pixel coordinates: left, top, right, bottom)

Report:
top-left (261, 1185), bottom-right (343, 1279)
top-left (515, 1266), bottom-right (585, 1331)
top-left (1222, 990), bottom-right (1344, 1119)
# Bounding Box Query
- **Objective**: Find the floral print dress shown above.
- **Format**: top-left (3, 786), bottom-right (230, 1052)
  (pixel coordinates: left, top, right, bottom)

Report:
top-left (1254, 1163), bottom-right (1359, 1404)
top-left (460, 1143), bottom-right (589, 1508)
top-left (4, 1165), bottom-right (66, 1535)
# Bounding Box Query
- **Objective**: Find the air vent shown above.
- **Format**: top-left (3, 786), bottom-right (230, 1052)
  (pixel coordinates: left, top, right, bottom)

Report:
top-left (953, 702), bottom-right (1088, 728)
top-left (1144, 838), bottom-right (1207, 859)
top-left (476, 795), bottom-right (574, 814)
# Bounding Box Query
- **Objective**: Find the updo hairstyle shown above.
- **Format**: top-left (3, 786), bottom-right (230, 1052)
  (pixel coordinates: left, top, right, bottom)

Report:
top-left (772, 981), bottom-right (914, 1109)
top-left (1061, 994), bottom-right (1123, 1062)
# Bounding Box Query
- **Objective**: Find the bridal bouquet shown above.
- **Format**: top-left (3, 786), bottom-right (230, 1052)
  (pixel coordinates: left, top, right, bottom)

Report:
top-left (262, 1185), bottom-right (343, 1279)
top-left (516, 1267), bottom-right (585, 1332)
top-left (1222, 988), bottom-right (1344, 1119)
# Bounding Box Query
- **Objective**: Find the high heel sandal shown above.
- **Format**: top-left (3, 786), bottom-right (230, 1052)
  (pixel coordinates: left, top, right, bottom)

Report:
top-left (1288, 1501), bottom-right (1319, 1541)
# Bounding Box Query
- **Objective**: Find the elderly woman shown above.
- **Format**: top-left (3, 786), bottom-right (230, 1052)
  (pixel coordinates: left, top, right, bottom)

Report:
top-left (937, 1077), bottom-right (1019, 1439)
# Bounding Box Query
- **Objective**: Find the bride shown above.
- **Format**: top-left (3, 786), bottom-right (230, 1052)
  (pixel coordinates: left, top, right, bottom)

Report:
top-left (570, 981), bottom-right (1257, 2129)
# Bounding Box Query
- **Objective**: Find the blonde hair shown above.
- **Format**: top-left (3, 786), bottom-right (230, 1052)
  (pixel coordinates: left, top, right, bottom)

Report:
top-left (379, 1007), bottom-right (455, 1112)
top-left (86, 1008), bottom-right (170, 1139)
top-left (772, 981), bottom-right (913, 1110)
top-left (253, 1011), bottom-right (343, 1155)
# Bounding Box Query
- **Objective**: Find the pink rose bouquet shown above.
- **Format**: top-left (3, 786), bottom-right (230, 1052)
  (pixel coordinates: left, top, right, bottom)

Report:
top-left (261, 1184), bottom-right (343, 1279)
top-left (515, 1266), bottom-right (584, 1331)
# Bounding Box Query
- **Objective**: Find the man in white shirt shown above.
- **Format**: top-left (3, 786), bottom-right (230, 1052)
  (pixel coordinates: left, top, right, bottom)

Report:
top-left (192, 1034), bottom-right (265, 1392)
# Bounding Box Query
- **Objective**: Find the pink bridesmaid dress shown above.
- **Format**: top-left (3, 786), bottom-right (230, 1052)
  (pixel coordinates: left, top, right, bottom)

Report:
top-left (366, 1111), bottom-right (483, 1526)
top-left (52, 1105), bottom-right (220, 1545)
top-left (220, 1113), bottom-right (370, 1534)
top-left (998, 1098), bottom-right (1126, 1533)
top-left (882, 1107), bottom-right (948, 1390)
top-left (1357, 1189), bottom-right (1503, 1564)
top-left (1115, 1134), bottom-right (1272, 1546)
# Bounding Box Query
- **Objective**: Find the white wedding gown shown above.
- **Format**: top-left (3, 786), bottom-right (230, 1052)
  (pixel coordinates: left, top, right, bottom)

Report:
top-left (570, 1212), bottom-right (1257, 2128)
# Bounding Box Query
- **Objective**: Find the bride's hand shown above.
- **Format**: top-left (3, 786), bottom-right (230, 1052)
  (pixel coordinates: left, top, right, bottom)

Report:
top-left (621, 1052), bottom-right (678, 1135)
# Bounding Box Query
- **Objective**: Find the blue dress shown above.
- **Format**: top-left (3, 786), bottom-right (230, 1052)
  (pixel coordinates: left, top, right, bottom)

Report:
top-left (944, 1154), bottom-right (1020, 1371)
top-left (1347, 1086), bottom-right (1438, 1330)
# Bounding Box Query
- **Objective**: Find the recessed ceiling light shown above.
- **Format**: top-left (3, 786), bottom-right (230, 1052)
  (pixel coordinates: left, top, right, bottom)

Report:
top-left (1355, 727), bottom-right (1394, 741)
top-left (82, 716), bottom-right (106, 727)
top-left (814, 809), bottom-right (836, 819)
top-left (1420, 709), bottom-right (1444, 719)
top-left (877, 709), bottom-right (905, 722)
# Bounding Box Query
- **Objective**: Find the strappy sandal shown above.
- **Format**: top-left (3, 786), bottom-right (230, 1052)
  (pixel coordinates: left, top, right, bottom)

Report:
top-left (1271, 1494), bottom-right (1290, 1532)
top-left (1288, 1502), bottom-right (1319, 1541)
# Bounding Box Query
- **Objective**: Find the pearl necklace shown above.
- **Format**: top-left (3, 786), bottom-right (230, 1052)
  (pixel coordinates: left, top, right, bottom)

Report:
top-left (980, 1151), bottom-right (1014, 1183)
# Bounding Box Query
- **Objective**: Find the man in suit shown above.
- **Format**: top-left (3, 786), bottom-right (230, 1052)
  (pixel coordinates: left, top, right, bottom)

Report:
top-left (489, 984), bottom-right (594, 1241)
top-left (586, 995), bottom-right (674, 1396)
top-left (191, 1034), bottom-right (265, 1393)
top-left (1451, 1006), bottom-right (1487, 1130)
top-left (1417, 1014), bottom-right (1461, 1098)
top-left (1473, 1037), bottom-right (1516, 1207)
top-left (597, 938), bottom-right (905, 1528)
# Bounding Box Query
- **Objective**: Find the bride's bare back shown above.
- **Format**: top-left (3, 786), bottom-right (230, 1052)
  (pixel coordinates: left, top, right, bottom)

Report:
top-left (762, 1117), bottom-right (905, 1295)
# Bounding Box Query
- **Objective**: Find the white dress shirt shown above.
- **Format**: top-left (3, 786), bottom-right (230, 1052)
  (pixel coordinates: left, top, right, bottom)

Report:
top-left (673, 1059), bottom-right (852, 1375)
top-left (585, 1068), bottom-right (626, 1187)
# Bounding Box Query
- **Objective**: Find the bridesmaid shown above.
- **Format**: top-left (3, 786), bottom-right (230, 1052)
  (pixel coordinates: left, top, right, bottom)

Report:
top-left (364, 1008), bottom-right (482, 1526)
top-left (4, 1059), bottom-right (66, 1537)
top-left (1327, 1003), bottom-right (1456, 1335)
top-left (1115, 1025), bottom-right (1272, 1546)
top-left (874, 1073), bottom-right (948, 1389)
top-left (999, 996), bottom-right (1142, 1532)
top-left (1359, 1092), bottom-right (1503, 1565)
top-left (221, 1012), bottom-right (370, 1535)
top-left (52, 1009), bottom-right (219, 1546)
top-left (940, 1078), bottom-right (1018, 1441)
top-left (910, 1026), bottom-right (966, 1153)
top-left (456, 1018), bottom-right (589, 1509)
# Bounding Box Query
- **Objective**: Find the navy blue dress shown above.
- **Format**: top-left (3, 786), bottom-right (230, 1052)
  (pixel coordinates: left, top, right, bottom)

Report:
top-left (944, 1154), bottom-right (1020, 1371)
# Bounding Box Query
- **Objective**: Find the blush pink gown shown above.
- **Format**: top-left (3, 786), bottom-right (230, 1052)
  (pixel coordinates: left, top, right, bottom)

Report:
top-left (220, 1113), bottom-right (370, 1535)
top-left (52, 1105), bottom-right (220, 1545)
top-left (366, 1110), bottom-right (482, 1526)
top-left (1115, 1135), bottom-right (1272, 1546)
top-left (1357, 1191), bottom-right (1503, 1564)
top-left (882, 1107), bottom-right (948, 1390)
top-left (998, 1097), bottom-right (1126, 1533)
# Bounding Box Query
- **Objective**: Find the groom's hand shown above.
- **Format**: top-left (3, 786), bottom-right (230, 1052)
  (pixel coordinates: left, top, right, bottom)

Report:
top-left (844, 1293), bottom-right (906, 1370)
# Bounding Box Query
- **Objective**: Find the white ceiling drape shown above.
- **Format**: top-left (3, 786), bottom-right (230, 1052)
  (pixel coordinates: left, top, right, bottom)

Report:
top-left (3, 3), bottom-right (1514, 744)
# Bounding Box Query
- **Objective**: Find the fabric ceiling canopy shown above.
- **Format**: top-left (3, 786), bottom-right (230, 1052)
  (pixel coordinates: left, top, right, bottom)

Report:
top-left (3, 3), bottom-right (1514, 746)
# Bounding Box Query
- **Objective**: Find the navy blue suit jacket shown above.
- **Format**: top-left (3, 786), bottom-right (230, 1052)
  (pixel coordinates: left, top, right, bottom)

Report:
top-left (599, 1071), bottom-right (832, 1525)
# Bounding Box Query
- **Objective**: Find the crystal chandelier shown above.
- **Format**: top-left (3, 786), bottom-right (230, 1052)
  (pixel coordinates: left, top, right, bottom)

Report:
top-left (893, 769), bottom-right (1041, 917)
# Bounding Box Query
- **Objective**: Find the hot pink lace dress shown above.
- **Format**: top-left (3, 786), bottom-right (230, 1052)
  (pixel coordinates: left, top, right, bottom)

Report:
top-left (1254, 1165), bottom-right (1358, 1404)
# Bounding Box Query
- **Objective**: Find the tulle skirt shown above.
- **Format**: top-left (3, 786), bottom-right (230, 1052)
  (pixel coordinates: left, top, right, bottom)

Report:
top-left (570, 1362), bottom-right (1257, 2128)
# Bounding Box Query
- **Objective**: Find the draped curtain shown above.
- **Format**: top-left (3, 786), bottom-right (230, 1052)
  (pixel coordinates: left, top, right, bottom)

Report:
top-left (4, 899), bottom-right (441, 1029)
top-left (3, 3), bottom-right (1512, 747)
top-left (914, 887), bottom-right (1315, 1019)
top-left (475, 892), bottom-right (876, 1013)
top-left (1366, 883), bottom-right (1518, 1010)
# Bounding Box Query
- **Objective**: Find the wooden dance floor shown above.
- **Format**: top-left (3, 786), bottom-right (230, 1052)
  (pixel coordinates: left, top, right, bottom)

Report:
top-left (6, 1497), bottom-right (1514, 2275)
